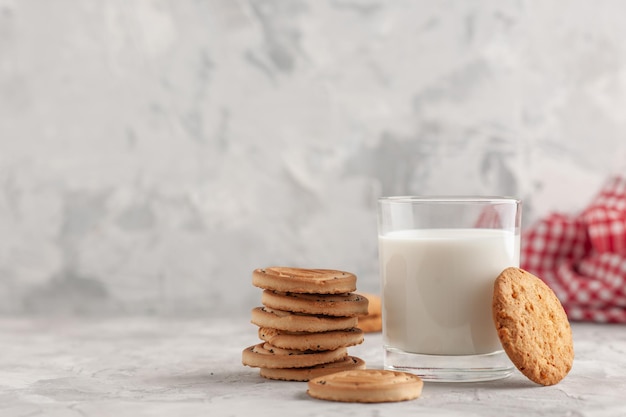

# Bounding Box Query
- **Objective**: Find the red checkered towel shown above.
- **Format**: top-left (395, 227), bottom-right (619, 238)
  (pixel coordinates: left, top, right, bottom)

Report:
top-left (522, 176), bottom-right (626, 323)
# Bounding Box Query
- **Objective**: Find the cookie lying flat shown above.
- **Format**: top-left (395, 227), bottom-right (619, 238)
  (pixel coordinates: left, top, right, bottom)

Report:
top-left (261, 290), bottom-right (369, 317)
top-left (242, 343), bottom-right (347, 369)
top-left (259, 356), bottom-right (366, 381)
top-left (253, 267), bottom-right (357, 294)
top-left (251, 307), bottom-right (358, 332)
top-left (258, 327), bottom-right (364, 351)
top-left (307, 369), bottom-right (423, 403)
top-left (492, 267), bottom-right (574, 386)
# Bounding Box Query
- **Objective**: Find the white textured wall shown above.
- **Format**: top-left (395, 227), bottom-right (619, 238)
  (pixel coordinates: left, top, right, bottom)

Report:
top-left (1, 0), bottom-right (626, 316)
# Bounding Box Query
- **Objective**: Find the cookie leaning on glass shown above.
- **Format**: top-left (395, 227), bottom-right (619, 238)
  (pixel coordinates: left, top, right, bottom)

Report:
top-left (492, 267), bottom-right (574, 386)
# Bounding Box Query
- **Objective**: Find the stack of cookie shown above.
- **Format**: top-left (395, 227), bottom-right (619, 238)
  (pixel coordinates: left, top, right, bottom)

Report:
top-left (242, 267), bottom-right (369, 381)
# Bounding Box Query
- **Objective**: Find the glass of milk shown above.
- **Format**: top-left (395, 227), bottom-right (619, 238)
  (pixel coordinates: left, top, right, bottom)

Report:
top-left (377, 196), bottom-right (521, 382)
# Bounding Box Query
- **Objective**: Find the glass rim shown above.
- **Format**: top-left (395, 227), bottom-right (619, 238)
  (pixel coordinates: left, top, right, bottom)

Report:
top-left (378, 196), bottom-right (520, 204)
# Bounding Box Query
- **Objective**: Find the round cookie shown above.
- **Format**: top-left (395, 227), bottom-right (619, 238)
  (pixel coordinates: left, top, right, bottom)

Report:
top-left (252, 267), bottom-right (357, 294)
top-left (356, 292), bottom-right (382, 333)
top-left (492, 267), bottom-right (574, 386)
top-left (242, 343), bottom-right (347, 369)
top-left (258, 327), bottom-right (364, 351)
top-left (361, 292), bottom-right (381, 316)
top-left (261, 290), bottom-right (369, 317)
top-left (357, 314), bottom-right (382, 333)
top-left (307, 369), bottom-right (423, 403)
top-left (251, 307), bottom-right (358, 332)
top-left (259, 356), bottom-right (366, 381)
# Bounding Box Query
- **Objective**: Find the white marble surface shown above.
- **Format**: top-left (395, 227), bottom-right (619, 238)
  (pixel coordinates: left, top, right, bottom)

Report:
top-left (0, 317), bottom-right (624, 417)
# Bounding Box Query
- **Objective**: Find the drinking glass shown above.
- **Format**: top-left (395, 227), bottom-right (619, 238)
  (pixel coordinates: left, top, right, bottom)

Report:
top-left (377, 196), bottom-right (521, 382)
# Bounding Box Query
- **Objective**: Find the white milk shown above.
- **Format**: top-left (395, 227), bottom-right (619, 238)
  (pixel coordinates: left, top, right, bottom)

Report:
top-left (379, 228), bottom-right (519, 355)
